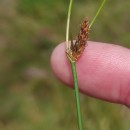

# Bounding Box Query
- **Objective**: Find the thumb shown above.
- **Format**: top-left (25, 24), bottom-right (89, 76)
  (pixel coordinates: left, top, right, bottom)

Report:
top-left (51, 41), bottom-right (130, 108)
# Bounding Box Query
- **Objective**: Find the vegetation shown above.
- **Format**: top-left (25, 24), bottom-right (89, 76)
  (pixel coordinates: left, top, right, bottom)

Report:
top-left (0, 0), bottom-right (130, 130)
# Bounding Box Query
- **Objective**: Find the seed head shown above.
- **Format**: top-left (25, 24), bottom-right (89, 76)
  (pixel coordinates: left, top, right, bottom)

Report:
top-left (67, 18), bottom-right (89, 61)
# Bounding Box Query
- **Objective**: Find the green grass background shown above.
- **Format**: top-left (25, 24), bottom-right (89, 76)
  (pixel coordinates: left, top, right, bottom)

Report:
top-left (0, 0), bottom-right (130, 130)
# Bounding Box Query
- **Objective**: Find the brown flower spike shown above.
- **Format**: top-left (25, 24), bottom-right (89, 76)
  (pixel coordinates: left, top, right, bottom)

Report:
top-left (67, 18), bottom-right (89, 61)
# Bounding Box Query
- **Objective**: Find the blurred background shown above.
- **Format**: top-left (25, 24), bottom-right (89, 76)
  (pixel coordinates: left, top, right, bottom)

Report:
top-left (0, 0), bottom-right (130, 130)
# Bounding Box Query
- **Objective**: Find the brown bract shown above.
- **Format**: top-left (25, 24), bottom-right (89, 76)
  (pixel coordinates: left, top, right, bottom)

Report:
top-left (67, 18), bottom-right (89, 61)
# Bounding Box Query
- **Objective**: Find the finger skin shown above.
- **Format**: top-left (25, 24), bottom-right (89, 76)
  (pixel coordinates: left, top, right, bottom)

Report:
top-left (51, 41), bottom-right (130, 107)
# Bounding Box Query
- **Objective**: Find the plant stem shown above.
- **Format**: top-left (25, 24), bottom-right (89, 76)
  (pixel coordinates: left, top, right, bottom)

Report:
top-left (66, 0), bottom-right (83, 130)
top-left (66, 0), bottom-right (73, 51)
top-left (65, 0), bottom-right (106, 130)
top-left (71, 62), bottom-right (83, 130)
top-left (89, 0), bottom-right (106, 29)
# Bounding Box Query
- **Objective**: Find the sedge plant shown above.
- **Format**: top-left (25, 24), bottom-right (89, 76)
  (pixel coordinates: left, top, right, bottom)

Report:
top-left (65, 0), bottom-right (106, 130)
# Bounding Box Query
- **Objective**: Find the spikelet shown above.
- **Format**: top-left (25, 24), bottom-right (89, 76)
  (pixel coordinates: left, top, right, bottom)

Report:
top-left (67, 18), bottom-right (89, 61)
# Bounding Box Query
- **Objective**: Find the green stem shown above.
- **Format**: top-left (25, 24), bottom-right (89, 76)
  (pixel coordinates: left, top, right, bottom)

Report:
top-left (71, 62), bottom-right (83, 130)
top-left (65, 0), bottom-right (106, 130)
top-left (66, 0), bottom-right (83, 130)
top-left (89, 0), bottom-right (106, 29)
top-left (66, 0), bottom-right (73, 51)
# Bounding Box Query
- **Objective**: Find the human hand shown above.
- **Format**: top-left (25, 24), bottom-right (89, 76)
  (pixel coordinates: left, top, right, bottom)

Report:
top-left (51, 41), bottom-right (130, 108)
